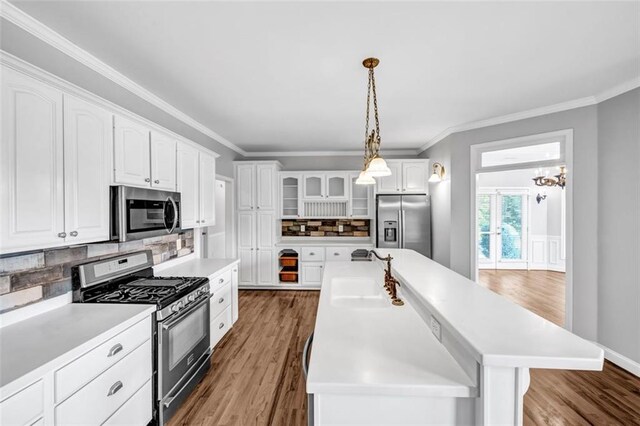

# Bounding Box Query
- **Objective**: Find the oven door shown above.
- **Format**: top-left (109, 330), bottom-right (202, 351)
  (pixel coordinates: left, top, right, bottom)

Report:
top-left (158, 295), bottom-right (211, 400)
top-left (112, 186), bottom-right (181, 241)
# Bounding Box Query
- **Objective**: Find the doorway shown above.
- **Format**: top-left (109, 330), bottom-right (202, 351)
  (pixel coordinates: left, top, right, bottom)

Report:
top-left (470, 130), bottom-right (573, 330)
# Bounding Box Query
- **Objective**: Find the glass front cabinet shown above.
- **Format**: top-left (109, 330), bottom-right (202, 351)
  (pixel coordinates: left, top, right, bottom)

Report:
top-left (349, 172), bottom-right (372, 218)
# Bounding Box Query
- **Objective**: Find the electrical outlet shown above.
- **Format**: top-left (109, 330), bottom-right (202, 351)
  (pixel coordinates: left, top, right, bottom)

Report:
top-left (301, 225), bottom-right (305, 232)
top-left (430, 316), bottom-right (442, 342)
top-left (338, 225), bottom-right (344, 232)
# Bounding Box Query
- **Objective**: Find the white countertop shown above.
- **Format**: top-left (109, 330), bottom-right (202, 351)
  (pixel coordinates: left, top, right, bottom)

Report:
top-left (0, 303), bottom-right (155, 396)
top-left (155, 258), bottom-right (239, 278)
top-left (375, 249), bottom-right (604, 370)
top-left (307, 261), bottom-right (477, 398)
top-left (276, 238), bottom-right (374, 247)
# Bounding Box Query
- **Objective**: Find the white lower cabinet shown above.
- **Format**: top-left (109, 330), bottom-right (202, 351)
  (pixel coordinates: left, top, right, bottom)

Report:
top-left (298, 245), bottom-right (373, 288)
top-left (210, 306), bottom-right (232, 349)
top-left (301, 263), bottom-right (324, 287)
top-left (209, 265), bottom-right (239, 349)
top-left (0, 380), bottom-right (44, 426)
top-left (102, 380), bottom-right (152, 426)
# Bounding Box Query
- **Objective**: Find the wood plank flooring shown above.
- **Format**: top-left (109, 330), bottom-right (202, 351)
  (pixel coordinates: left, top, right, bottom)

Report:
top-left (480, 270), bottom-right (640, 425)
top-left (169, 276), bottom-right (640, 426)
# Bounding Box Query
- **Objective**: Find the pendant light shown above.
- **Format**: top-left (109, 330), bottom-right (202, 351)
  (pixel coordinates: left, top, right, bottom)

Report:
top-left (356, 57), bottom-right (391, 184)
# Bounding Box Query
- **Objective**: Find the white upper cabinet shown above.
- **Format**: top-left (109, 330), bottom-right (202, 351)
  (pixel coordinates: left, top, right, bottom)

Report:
top-left (402, 160), bottom-right (428, 193)
top-left (376, 160), bottom-right (402, 193)
top-left (177, 144), bottom-right (199, 229)
top-left (256, 164), bottom-right (276, 210)
top-left (376, 159), bottom-right (428, 194)
top-left (326, 174), bottom-right (348, 199)
top-left (349, 172), bottom-right (372, 218)
top-left (1, 68), bottom-right (64, 253)
top-left (177, 143), bottom-right (217, 229)
top-left (280, 173), bottom-right (302, 218)
top-left (150, 131), bottom-right (177, 190)
top-left (303, 174), bottom-right (325, 199)
top-left (113, 115), bottom-right (150, 187)
top-left (235, 162), bottom-right (279, 212)
top-left (199, 152), bottom-right (216, 226)
top-left (63, 95), bottom-right (112, 244)
top-left (236, 164), bottom-right (255, 211)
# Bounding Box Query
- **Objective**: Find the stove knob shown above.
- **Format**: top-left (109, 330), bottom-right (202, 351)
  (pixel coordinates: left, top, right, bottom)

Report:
top-left (188, 294), bottom-right (196, 302)
top-left (171, 303), bottom-right (180, 313)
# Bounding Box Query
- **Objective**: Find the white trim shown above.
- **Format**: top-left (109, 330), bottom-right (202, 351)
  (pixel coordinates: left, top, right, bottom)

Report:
top-left (0, 292), bottom-right (71, 329)
top-left (419, 76), bottom-right (640, 153)
top-left (0, 1), bottom-right (246, 156)
top-left (244, 149), bottom-right (419, 157)
top-left (595, 343), bottom-right (640, 378)
top-left (470, 129), bottom-right (573, 331)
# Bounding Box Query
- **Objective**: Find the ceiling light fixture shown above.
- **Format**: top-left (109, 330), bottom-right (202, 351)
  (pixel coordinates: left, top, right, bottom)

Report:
top-left (428, 162), bottom-right (446, 183)
top-left (532, 166), bottom-right (566, 189)
top-left (356, 57), bottom-right (391, 185)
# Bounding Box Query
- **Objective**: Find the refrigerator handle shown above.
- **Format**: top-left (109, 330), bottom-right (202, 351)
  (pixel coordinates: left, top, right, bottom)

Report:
top-left (401, 209), bottom-right (406, 248)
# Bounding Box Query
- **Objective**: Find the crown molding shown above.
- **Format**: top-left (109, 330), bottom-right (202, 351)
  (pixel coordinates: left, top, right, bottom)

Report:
top-left (0, 0), bottom-right (247, 156)
top-left (419, 75), bottom-right (640, 154)
top-left (243, 149), bottom-right (419, 158)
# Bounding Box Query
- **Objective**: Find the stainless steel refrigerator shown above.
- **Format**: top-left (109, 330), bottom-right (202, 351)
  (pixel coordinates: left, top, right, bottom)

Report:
top-left (376, 194), bottom-right (432, 258)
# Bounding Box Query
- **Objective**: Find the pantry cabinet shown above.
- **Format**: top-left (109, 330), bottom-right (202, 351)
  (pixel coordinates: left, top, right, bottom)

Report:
top-left (177, 144), bottom-right (216, 229)
top-left (0, 69), bottom-right (112, 254)
top-left (376, 159), bottom-right (429, 194)
top-left (235, 161), bottom-right (281, 286)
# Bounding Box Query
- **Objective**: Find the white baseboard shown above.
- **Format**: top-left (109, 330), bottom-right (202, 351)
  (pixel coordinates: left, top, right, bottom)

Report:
top-left (595, 342), bottom-right (640, 378)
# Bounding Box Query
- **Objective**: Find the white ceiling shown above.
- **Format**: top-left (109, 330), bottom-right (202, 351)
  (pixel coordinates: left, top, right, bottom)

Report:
top-left (9, 1), bottom-right (640, 153)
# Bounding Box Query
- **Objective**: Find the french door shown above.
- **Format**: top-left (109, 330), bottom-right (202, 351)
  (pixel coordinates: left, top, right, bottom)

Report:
top-left (477, 189), bottom-right (529, 269)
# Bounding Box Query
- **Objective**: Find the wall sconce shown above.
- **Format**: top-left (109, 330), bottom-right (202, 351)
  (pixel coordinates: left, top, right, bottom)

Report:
top-left (536, 193), bottom-right (547, 204)
top-left (428, 162), bottom-right (446, 183)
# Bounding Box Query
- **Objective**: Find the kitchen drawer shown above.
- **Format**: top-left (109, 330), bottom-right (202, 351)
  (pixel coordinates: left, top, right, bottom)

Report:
top-left (210, 306), bottom-right (232, 349)
top-left (301, 247), bottom-right (324, 262)
top-left (0, 380), bottom-right (43, 426)
top-left (210, 283), bottom-right (231, 319)
top-left (325, 247), bottom-right (350, 261)
top-left (210, 269), bottom-right (232, 293)
top-left (55, 339), bottom-right (152, 425)
top-left (102, 379), bottom-right (152, 426)
top-left (55, 316), bottom-right (151, 403)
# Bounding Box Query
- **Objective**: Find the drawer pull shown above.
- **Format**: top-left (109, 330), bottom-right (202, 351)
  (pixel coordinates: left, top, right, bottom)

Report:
top-left (334, 252), bottom-right (340, 256)
top-left (219, 278), bottom-right (224, 284)
top-left (107, 343), bottom-right (123, 357)
top-left (218, 322), bottom-right (225, 329)
top-left (309, 252), bottom-right (315, 255)
top-left (107, 381), bottom-right (123, 396)
top-left (218, 297), bottom-right (224, 304)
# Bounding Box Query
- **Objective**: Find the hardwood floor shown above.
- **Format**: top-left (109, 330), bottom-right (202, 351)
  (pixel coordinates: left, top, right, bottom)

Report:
top-left (169, 278), bottom-right (640, 426)
top-left (167, 290), bottom-right (318, 426)
top-left (480, 270), bottom-right (640, 425)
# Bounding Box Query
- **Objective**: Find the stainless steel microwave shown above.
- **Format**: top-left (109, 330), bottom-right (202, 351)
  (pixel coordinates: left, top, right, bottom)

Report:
top-left (110, 186), bottom-right (181, 242)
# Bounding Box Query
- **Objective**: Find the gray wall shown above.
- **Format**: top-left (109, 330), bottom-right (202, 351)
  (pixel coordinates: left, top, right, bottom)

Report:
top-left (425, 140), bottom-right (452, 268)
top-left (422, 105), bottom-right (600, 342)
top-left (596, 88), bottom-right (640, 364)
top-left (249, 154), bottom-right (418, 171)
top-left (0, 20), bottom-right (243, 177)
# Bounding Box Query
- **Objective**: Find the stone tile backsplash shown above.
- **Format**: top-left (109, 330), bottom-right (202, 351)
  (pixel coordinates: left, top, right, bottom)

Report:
top-left (281, 219), bottom-right (370, 237)
top-left (0, 232), bottom-right (194, 313)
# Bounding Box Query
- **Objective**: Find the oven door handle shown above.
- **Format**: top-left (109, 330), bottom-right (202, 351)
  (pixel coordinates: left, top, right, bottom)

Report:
top-left (166, 196), bottom-right (178, 234)
top-left (161, 295), bottom-right (210, 330)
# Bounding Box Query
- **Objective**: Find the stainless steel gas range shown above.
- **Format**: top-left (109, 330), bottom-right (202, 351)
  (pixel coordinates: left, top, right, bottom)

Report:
top-left (72, 250), bottom-right (211, 425)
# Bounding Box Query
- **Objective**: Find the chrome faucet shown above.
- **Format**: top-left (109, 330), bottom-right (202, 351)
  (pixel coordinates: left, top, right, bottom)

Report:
top-left (369, 250), bottom-right (404, 306)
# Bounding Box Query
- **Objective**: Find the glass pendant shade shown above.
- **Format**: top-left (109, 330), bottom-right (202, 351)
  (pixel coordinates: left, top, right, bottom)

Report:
top-left (366, 156), bottom-right (392, 177)
top-left (355, 170), bottom-right (376, 185)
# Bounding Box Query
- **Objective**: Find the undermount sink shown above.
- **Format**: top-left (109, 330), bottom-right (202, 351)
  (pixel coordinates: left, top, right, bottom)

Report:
top-left (330, 277), bottom-right (389, 308)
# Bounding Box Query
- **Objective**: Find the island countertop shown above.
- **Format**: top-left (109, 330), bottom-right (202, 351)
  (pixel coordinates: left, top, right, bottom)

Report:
top-left (375, 249), bottom-right (603, 370)
top-left (307, 261), bottom-right (477, 398)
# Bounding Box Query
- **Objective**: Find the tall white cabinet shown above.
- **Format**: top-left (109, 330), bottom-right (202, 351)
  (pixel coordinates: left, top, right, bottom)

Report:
top-left (1, 69), bottom-right (112, 253)
top-left (235, 161), bottom-right (281, 287)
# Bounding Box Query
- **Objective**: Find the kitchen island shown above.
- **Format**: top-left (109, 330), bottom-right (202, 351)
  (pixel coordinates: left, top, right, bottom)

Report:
top-left (307, 249), bottom-right (603, 426)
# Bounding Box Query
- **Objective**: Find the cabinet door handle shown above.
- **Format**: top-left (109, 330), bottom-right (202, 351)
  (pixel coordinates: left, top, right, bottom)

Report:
top-left (218, 322), bottom-right (225, 329)
top-left (309, 252), bottom-right (315, 255)
top-left (196, 220), bottom-right (200, 223)
top-left (145, 177), bottom-right (151, 182)
top-left (107, 381), bottom-right (123, 396)
top-left (58, 232), bottom-right (67, 238)
top-left (70, 231), bottom-right (78, 237)
top-left (218, 278), bottom-right (224, 284)
top-left (257, 206), bottom-right (260, 209)
top-left (251, 248), bottom-right (254, 251)
top-left (257, 248), bottom-right (260, 251)
top-left (334, 252), bottom-right (340, 256)
top-left (107, 343), bottom-right (123, 357)
top-left (202, 220), bottom-right (206, 223)
top-left (154, 179), bottom-right (160, 184)
top-left (218, 297), bottom-right (224, 304)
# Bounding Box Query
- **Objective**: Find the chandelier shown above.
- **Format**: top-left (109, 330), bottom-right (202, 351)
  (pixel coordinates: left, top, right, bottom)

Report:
top-left (532, 166), bottom-right (566, 189)
top-left (356, 57), bottom-right (391, 185)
